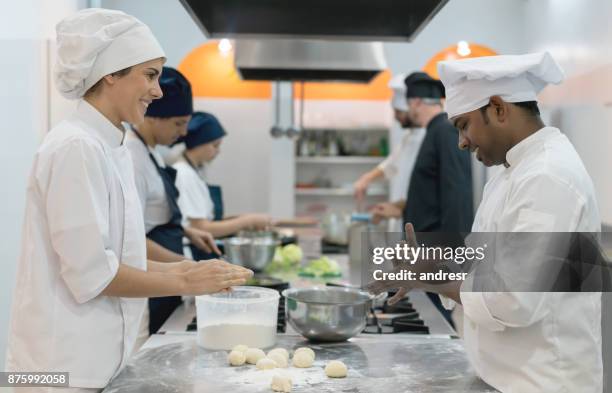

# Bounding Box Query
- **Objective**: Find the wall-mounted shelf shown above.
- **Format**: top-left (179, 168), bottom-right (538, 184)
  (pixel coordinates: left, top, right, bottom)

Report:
top-left (295, 187), bottom-right (387, 196)
top-left (296, 156), bottom-right (386, 164)
top-left (302, 127), bottom-right (389, 133)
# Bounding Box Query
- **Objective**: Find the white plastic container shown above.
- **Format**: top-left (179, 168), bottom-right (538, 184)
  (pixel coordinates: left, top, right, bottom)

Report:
top-left (196, 286), bottom-right (280, 350)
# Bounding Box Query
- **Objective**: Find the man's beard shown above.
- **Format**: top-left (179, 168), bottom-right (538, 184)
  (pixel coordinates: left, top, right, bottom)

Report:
top-left (400, 117), bottom-right (417, 129)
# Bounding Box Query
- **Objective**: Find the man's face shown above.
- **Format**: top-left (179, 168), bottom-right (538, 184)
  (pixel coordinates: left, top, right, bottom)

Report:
top-left (394, 109), bottom-right (414, 128)
top-left (451, 104), bottom-right (509, 167)
top-left (151, 115), bottom-right (191, 146)
top-left (406, 98), bottom-right (425, 128)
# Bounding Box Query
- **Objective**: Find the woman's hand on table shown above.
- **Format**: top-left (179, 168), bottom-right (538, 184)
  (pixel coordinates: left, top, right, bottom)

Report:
top-left (167, 260), bottom-right (198, 274)
top-left (180, 259), bottom-right (253, 295)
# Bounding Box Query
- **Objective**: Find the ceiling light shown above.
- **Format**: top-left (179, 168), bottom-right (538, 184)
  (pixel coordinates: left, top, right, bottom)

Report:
top-left (218, 39), bottom-right (232, 55)
top-left (457, 41), bottom-right (471, 57)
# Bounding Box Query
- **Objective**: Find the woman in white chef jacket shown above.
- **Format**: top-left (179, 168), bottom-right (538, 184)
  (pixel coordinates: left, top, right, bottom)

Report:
top-left (172, 112), bottom-right (271, 259)
top-left (353, 73), bottom-right (425, 230)
top-left (369, 52), bottom-right (603, 392)
top-left (5, 9), bottom-right (252, 392)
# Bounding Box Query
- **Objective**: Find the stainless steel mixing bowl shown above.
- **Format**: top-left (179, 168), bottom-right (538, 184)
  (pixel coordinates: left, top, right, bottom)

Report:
top-left (282, 287), bottom-right (374, 342)
top-left (223, 232), bottom-right (279, 272)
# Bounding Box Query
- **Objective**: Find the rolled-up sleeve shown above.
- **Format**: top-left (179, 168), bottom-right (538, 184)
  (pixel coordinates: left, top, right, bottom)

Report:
top-left (44, 139), bottom-right (119, 304)
top-left (377, 150), bottom-right (400, 179)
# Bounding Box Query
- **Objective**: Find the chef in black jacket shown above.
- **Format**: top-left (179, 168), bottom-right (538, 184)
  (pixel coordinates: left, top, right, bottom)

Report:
top-left (371, 72), bottom-right (474, 324)
top-left (372, 72), bottom-right (473, 232)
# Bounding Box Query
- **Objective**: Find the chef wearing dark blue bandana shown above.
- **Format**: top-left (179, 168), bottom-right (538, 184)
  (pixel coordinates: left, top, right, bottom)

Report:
top-left (174, 112), bottom-right (271, 256)
top-left (126, 68), bottom-right (221, 335)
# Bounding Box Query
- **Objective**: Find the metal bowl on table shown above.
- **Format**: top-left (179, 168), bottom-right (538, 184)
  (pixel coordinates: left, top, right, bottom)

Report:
top-left (282, 287), bottom-right (374, 342)
top-left (223, 230), bottom-right (280, 272)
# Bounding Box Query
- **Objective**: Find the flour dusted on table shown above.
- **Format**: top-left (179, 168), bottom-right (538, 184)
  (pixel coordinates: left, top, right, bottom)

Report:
top-left (197, 324), bottom-right (276, 350)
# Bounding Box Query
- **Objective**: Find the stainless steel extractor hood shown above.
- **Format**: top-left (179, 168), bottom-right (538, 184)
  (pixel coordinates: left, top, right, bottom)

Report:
top-left (179, 0), bottom-right (448, 42)
top-left (234, 39), bottom-right (387, 82)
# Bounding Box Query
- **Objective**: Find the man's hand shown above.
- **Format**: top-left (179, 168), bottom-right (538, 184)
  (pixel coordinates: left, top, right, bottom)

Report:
top-left (370, 202), bottom-right (403, 224)
top-left (180, 259), bottom-right (254, 295)
top-left (366, 223), bottom-right (462, 304)
top-left (353, 176), bottom-right (370, 202)
top-left (366, 223), bottom-right (419, 304)
top-left (184, 226), bottom-right (222, 255)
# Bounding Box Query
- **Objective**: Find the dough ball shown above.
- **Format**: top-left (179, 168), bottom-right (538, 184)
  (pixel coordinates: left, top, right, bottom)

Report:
top-left (292, 351), bottom-right (314, 368)
top-left (256, 357), bottom-right (277, 370)
top-left (268, 348), bottom-right (289, 361)
top-left (245, 348), bottom-right (266, 364)
top-left (268, 352), bottom-right (288, 368)
top-left (232, 344), bottom-right (249, 353)
top-left (325, 360), bottom-right (348, 378)
top-left (293, 347), bottom-right (315, 361)
top-left (227, 350), bottom-right (246, 366)
top-left (271, 373), bottom-right (292, 392)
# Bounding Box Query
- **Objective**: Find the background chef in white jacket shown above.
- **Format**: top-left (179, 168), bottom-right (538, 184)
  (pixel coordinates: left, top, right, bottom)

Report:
top-left (353, 73), bottom-right (426, 227)
top-left (5, 9), bottom-right (252, 392)
top-left (368, 52), bottom-right (603, 392)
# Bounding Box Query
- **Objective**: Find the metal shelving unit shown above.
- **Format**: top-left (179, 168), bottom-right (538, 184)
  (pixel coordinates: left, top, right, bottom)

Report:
top-left (295, 187), bottom-right (388, 196)
top-left (296, 156), bottom-right (386, 164)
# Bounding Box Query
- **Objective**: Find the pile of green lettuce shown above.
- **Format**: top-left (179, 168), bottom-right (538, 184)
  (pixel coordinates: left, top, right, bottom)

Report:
top-left (264, 244), bottom-right (303, 273)
top-left (298, 256), bottom-right (341, 278)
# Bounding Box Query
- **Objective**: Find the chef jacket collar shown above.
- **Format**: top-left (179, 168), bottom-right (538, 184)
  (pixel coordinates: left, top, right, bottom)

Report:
top-left (426, 112), bottom-right (449, 131)
top-left (74, 99), bottom-right (125, 148)
top-left (505, 126), bottom-right (558, 168)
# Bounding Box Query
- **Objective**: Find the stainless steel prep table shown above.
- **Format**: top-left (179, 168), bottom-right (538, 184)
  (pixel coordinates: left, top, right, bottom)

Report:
top-left (103, 333), bottom-right (497, 393)
top-left (103, 254), bottom-right (495, 392)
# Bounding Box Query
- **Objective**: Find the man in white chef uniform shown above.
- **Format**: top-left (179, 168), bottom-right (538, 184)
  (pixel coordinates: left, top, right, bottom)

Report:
top-left (5, 8), bottom-right (252, 392)
top-left (353, 73), bottom-right (425, 231)
top-left (368, 52), bottom-right (603, 392)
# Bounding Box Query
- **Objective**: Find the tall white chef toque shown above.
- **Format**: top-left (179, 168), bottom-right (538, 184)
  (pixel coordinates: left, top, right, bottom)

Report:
top-left (437, 52), bottom-right (565, 119)
top-left (54, 8), bottom-right (166, 99)
top-left (388, 73), bottom-right (408, 112)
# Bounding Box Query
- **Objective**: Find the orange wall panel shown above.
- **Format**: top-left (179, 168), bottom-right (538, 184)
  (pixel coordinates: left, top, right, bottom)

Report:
top-left (292, 70), bottom-right (393, 101)
top-left (178, 41), bottom-right (272, 99)
top-left (423, 43), bottom-right (498, 79)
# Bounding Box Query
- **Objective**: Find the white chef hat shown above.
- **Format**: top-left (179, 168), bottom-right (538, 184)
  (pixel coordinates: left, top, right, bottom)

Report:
top-left (388, 73), bottom-right (408, 112)
top-left (437, 52), bottom-right (564, 119)
top-left (54, 8), bottom-right (166, 99)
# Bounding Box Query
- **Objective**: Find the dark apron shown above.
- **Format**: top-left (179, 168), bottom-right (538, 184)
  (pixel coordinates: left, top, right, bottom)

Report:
top-left (133, 129), bottom-right (183, 334)
top-left (182, 153), bottom-right (223, 261)
top-left (207, 184), bottom-right (224, 221)
top-left (190, 184), bottom-right (226, 260)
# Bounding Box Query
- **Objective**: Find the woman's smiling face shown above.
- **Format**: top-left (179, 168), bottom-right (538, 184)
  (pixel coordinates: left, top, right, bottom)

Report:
top-left (106, 58), bottom-right (165, 125)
